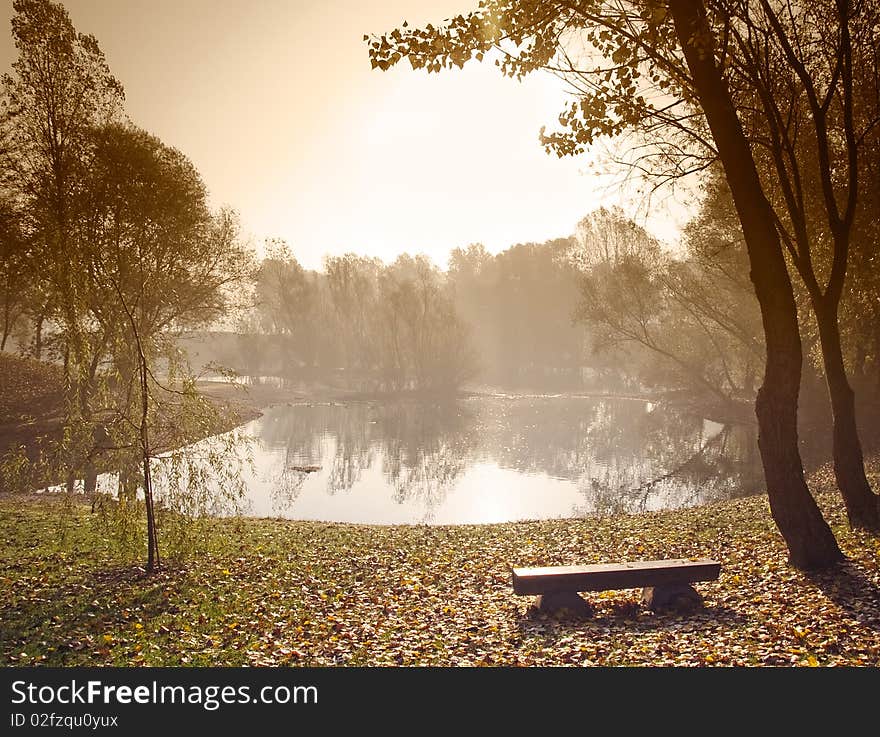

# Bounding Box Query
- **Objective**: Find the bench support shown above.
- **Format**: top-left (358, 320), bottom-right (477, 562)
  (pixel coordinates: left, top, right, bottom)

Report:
top-left (535, 591), bottom-right (594, 617)
top-left (641, 583), bottom-right (703, 611)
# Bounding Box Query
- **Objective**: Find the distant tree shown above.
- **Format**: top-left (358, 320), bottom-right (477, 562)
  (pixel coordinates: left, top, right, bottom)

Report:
top-left (377, 254), bottom-right (477, 392)
top-left (573, 207), bottom-right (660, 270)
top-left (449, 239), bottom-right (584, 388)
top-left (494, 240), bottom-right (583, 385)
top-left (251, 240), bottom-right (315, 370)
top-left (0, 1), bottom-right (254, 572)
top-left (323, 253), bottom-right (382, 371)
top-left (574, 202), bottom-right (761, 404)
top-left (665, 173), bottom-right (764, 398)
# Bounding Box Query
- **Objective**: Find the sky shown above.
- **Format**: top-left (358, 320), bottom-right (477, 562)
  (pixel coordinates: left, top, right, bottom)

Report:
top-left (0, 0), bottom-right (691, 270)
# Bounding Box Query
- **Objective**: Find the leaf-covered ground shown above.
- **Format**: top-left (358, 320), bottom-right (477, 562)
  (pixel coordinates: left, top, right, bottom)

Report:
top-left (1, 458), bottom-right (879, 667)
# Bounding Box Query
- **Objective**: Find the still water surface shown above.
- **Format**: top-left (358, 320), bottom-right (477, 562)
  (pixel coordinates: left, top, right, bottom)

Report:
top-left (214, 395), bottom-right (765, 524)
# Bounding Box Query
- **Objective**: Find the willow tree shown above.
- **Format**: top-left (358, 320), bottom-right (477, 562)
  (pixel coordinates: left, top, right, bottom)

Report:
top-left (81, 123), bottom-right (254, 571)
top-left (367, 0), bottom-right (844, 568)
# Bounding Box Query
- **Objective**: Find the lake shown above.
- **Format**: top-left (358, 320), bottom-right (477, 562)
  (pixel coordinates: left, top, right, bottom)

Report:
top-left (181, 394), bottom-right (767, 524)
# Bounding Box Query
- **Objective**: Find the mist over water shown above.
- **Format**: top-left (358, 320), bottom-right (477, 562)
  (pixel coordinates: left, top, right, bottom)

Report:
top-left (224, 395), bottom-right (769, 524)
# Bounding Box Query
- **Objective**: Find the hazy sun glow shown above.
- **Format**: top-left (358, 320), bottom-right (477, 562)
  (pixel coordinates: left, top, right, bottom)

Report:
top-left (0, 0), bottom-right (687, 269)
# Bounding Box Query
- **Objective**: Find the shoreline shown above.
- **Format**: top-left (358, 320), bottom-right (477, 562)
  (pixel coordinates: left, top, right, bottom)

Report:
top-left (195, 377), bottom-right (756, 424)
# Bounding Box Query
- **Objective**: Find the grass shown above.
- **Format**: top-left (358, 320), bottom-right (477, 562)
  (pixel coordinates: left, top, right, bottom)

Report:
top-left (1, 458), bottom-right (879, 667)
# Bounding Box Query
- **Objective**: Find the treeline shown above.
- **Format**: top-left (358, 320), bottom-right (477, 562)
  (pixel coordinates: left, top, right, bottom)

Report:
top-left (227, 239), bottom-right (584, 393)
top-left (232, 248), bottom-right (474, 392)
top-left (224, 186), bottom-right (879, 413)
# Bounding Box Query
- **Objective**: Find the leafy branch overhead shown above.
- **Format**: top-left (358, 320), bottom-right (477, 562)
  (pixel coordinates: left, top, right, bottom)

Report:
top-left (366, 1), bottom-right (700, 159)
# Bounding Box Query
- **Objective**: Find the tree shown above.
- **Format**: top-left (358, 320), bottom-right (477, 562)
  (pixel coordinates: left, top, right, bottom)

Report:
top-left (367, 0), bottom-right (844, 567)
top-left (449, 239), bottom-right (585, 388)
top-left (667, 173), bottom-right (764, 398)
top-left (718, 0), bottom-right (880, 529)
top-left (1, 0), bottom-right (124, 484)
top-left (574, 206), bottom-right (660, 270)
top-left (323, 253), bottom-right (383, 372)
top-left (80, 122), bottom-right (254, 572)
top-left (574, 201), bottom-right (762, 404)
top-left (1, 0), bottom-right (124, 363)
top-left (251, 241), bottom-right (315, 370)
top-left (665, 0), bottom-right (844, 564)
top-left (376, 254), bottom-right (478, 392)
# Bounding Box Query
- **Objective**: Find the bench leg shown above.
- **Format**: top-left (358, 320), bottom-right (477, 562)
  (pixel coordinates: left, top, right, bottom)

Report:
top-left (535, 591), bottom-right (594, 617)
top-left (641, 583), bottom-right (703, 612)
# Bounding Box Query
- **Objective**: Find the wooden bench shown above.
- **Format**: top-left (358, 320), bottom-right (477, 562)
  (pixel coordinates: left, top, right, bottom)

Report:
top-left (512, 558), bottom-right (721, 615)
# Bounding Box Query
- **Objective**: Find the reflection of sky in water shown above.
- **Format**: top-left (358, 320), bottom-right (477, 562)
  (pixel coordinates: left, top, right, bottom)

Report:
top-left (212, 396), bottom-right (766, 525)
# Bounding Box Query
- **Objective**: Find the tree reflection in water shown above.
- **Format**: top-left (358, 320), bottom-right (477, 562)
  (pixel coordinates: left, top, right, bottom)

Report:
top-left (377, 402), bottom-right (477, 521)
top-left (251, 395), bottom-right (769, 522)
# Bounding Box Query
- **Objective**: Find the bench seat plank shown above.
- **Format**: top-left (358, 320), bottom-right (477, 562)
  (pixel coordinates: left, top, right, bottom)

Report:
top-left (512, 558), bottom-right (720, 596)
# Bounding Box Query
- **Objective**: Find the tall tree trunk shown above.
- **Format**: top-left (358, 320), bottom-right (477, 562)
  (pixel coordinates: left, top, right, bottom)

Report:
top-left (117, 284), bottom-right (160, 573)
top-left (669, 0), bottom-right (843, 568)
top-left (814, 300), bottom-right (880, 528)
top-left (140, 345), bottom-right (159, 574)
